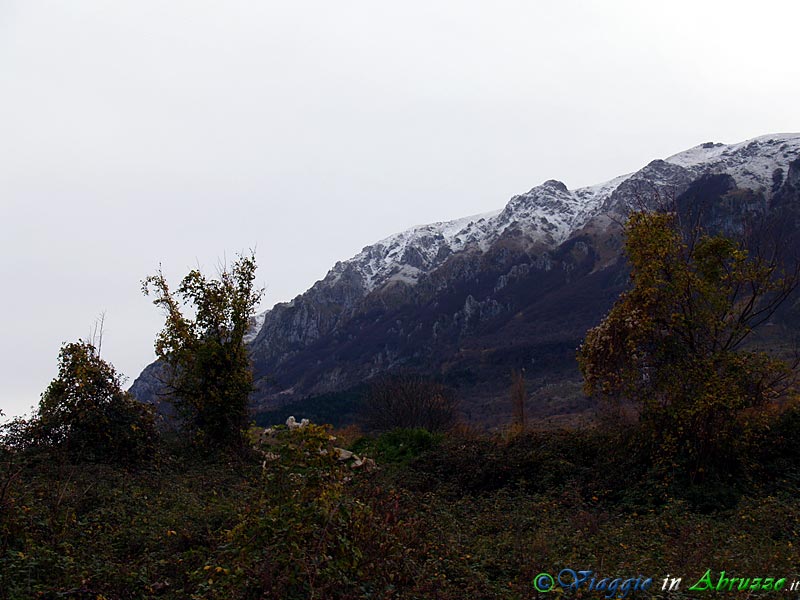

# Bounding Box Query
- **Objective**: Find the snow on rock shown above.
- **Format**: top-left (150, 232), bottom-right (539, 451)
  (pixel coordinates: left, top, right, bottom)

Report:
top-left (327, 170), bottom-right (642, 295)
top-left (243, 310), bottom-right (268, 344)
top-left (325, 210), bottom-right (501, 292)
top-left (664, 133), bottom-right (800, 195)
top-left (317, 174), bottom-right (637, 296)
top-left (244, 133), bottom-right (800, 329)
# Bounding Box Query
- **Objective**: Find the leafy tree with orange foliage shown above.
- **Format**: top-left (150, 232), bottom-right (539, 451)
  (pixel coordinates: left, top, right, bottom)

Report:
top-left (578, 211), bottom-right (798, 482)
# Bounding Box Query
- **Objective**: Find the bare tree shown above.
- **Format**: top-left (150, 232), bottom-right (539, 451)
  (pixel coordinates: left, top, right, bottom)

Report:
top-left (362, 374), bottom-right (458, 433)
top-left (87, 311), bottom-right (106, 357)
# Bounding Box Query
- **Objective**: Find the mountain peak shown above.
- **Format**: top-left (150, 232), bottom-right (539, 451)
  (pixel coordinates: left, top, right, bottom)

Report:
top-left (541, 179), bottom-right (569, 192)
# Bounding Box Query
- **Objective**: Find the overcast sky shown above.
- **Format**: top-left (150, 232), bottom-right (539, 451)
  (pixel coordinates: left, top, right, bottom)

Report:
top-left (2, 0), bottom-right (799, 419)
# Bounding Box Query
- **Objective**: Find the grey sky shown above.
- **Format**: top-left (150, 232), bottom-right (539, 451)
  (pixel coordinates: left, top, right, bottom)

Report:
top-left (2, 0), bottom-right (799, 418)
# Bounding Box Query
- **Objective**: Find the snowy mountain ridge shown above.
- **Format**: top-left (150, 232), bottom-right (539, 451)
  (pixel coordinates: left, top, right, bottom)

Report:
top-left (266, 133), bottom-right (800, 312)
top-left (664, 133), bottom-right (800, 192)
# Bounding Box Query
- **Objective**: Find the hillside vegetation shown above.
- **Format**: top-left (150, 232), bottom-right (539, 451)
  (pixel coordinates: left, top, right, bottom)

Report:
top-left (1, 419), bottom-right (799, 599)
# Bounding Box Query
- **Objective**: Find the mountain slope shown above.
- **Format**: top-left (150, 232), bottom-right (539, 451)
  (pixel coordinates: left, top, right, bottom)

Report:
top-left (131, 134), bottom-right (800, 426)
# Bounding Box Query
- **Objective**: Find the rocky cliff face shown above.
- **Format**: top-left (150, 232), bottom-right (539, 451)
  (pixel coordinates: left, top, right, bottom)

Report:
top-left (131, 134), bottom-right (800, 424)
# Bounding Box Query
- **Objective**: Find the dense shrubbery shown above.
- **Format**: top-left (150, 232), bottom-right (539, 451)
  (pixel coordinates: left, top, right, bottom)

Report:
top-left (2, 414), bottom-right (798, 599)
top-left (25, 340), bottom-right (158, 464)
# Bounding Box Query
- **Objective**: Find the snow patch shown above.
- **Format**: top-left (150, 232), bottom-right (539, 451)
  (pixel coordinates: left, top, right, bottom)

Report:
top-left (665, 133), bottom-right (800, 192)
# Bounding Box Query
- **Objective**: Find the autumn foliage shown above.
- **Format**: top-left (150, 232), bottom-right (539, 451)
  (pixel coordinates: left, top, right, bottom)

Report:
top-left (578, 211), bottom-right (798, 481)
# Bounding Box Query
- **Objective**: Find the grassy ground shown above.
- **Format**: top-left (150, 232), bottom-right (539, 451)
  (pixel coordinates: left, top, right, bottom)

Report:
top-left (1, 424), bottom-right (798, 599)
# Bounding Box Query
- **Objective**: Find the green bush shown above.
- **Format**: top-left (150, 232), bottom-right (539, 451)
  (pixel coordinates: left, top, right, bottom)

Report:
top-left (352, 427), bottom-right (442, 464)
top-left (35, 340), bottom-right (158, 464)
